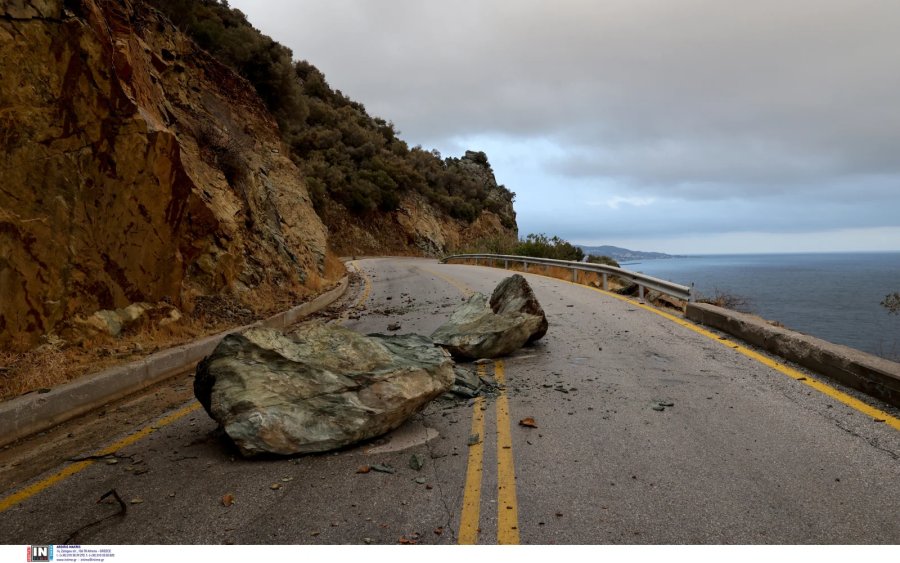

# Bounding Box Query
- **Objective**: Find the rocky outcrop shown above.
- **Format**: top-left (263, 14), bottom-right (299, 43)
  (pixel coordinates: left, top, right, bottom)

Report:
top-left (324, 153), bottom-right (517, 257)
top-left (0, 0), bottom-right (520, 352)
top-left (194, 323), bottom-right (455, 456)
top-left (432, 275), bottom-right (548, 360)
top-left (74, 302), bottom-right (181, 337)
top-left (0, 0), bottom-right (331, 349)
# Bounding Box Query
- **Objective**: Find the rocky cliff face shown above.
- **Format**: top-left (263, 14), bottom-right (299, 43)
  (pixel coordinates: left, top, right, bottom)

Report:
top-left (325, 151), bottom-right (517, 257)
top-left (0, 0), bottom-right (517, 351)
top-left (0, 0), bottom-right (330, 349)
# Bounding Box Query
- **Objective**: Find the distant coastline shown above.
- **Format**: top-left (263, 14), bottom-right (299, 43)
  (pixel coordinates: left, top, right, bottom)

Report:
top-left (578, 244), bottom-right (682, 263)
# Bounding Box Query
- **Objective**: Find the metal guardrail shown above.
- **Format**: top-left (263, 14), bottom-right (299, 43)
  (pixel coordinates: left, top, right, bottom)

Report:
top-left (441, 253), bottom-right (693, 302)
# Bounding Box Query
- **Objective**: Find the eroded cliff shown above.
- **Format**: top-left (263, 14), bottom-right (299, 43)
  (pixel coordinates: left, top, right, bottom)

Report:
top-left (0, 0), bottom-right (517, 354)
top-left (324, 151), bottom-right (517, 257)
top-left (0, 0), bottom-right (330, 349)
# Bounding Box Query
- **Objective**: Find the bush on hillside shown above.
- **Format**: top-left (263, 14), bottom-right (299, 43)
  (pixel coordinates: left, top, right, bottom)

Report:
top-left (696, 289), bottom-right (752, 313)
top-left (146, 0), bottom-right (516, 224)
top-left (513, 234), bottom-right (585, 262)
top-left (586, 254), bottom-right (620, 268)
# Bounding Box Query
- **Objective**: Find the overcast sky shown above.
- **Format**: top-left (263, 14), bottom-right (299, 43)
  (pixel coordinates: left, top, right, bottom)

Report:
top-left (229, 0), bottom-right (900, 254)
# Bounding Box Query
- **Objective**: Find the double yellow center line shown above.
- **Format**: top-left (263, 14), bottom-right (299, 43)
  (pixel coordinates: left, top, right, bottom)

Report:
top-left (458, 361), bottom-right (520, 544)
top-left (417, 263), bottom-right (522, 544)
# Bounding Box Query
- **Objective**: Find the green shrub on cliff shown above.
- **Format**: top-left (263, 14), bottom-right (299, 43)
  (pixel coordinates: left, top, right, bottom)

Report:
top-left (585, 254), bottom-right (621, 268)
top-left (514, 234), bottom-right (585, 261)
top-left (145, 0), bottom-right (516, 225)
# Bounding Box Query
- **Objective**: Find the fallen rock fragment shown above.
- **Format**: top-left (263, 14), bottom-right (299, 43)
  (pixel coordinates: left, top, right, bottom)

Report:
top-left (194, 323), bottom-right (455, 456)
top-left (431, 274), bottom-right (547, 360)
top-left (409, 453), bottom-right (425, 471)
top-left (370, 464), bottom-right (396, 474)
top-left (72, 302), bottom-right (182, 337)
top-left (448, 366), bottom-right (485, 398)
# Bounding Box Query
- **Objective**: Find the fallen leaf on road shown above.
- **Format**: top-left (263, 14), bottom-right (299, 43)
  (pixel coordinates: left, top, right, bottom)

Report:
top-left (651, 405), bottom-right (665, 411)
top-left (434, 527), bottom-right (444, 535)
top-left (222, 494), bottom-right (235, 507)
top-left (356, 465), bottom-right (371, 474)
top-left (370, 464), bottom-right (396, 474)
top-left (130, 498), bottom-right (144, 505)
top-left (518, 417), bottom-right (538, 428)
top-left (467, 433), bottom-right (481, 446)
top-left (658, 401), bottom-right (674, 407)
top-left (414, 477), bottom-right (426, 484)
top-left (270, 483), bottom-right (282, 490)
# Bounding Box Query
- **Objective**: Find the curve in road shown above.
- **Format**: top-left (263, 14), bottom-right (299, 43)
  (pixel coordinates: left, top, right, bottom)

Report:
top-left (1, 257), bottom-right (898, 544)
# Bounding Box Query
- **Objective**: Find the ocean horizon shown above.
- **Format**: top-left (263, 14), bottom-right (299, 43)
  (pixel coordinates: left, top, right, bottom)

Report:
top-left (626, 251), bottom-right (900, 361)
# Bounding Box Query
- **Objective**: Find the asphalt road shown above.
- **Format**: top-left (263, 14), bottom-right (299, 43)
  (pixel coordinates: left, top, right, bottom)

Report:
top-left (1, 257), bottom-right (898, 544)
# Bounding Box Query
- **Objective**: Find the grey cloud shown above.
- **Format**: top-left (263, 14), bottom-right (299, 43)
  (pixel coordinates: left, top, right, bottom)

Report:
top-left (230, 0), bottom-right (900, 244)
top-left (234, 0), bottom-right (900, 182)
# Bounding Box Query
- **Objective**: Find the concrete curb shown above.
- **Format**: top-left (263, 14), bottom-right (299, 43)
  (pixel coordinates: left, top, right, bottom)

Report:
top-left (0, 277), bottom-right (349, 448)
top-left (686, 302), bottom-right (900, 408)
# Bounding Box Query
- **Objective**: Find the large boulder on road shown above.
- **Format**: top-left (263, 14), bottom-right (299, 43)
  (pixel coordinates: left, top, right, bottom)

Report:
top-left (194, 323), bottom-right (455, 457)
top-left (431, 274), bottom-right (547, 360)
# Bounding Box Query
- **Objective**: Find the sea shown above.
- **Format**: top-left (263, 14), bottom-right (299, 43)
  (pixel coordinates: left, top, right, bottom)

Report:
top-left (625, 252), bottom-right (900, 361)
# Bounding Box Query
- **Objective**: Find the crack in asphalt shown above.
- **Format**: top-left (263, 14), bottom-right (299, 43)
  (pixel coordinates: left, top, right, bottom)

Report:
top-left (420, 414), bottom-right (457, 544)
top-left (774, 381), bottom-right (899, 460)
top-left (831, 419), bottom-right (899, 461)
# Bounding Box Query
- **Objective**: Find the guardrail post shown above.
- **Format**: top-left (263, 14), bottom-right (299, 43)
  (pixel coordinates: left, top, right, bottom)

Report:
top-left (523, 261), bottom-right (528, 272)
top-left (572, 268), bottom-right (578, 283)
top-left (602, 273), bottom-right (608, 291)
top-left (639, 285), bottom-right (645, 302)
top-left (690, 282), bottom-right (695, 302)
top-left (504, 259), bottom-right (509, 269)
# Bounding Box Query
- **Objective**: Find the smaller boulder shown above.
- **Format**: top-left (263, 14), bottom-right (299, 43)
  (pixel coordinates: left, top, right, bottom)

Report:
top-left (431, 274), bottom-right (547, 360)
top-left (490, 274), bottom-right (548, 343)
top-left (72, 302), bottom-right (182, 337)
